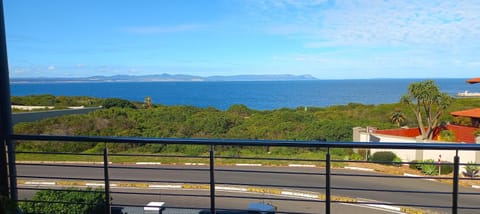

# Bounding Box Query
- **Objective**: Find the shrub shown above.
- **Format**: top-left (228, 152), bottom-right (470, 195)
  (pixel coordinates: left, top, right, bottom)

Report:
top-left (409, 160), bottom-right (422, 170)
top-left (421, 159), bottom-right (438, 175)
top-left (19, 188), bottom-right (106, 214)
top-left (464, 162), bottom-right (480, 178)
top-left (439, 161), bottom-right (453, 175)
top-left (370, 151), bottom-right (398, 165)
top-left (102, 98), bottom-right (136, 109)
top-left (439, 130), bottom-right (456, 142)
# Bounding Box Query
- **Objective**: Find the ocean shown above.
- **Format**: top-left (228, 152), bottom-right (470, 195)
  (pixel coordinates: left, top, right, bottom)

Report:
top-left (9, 79), bottom-right (479, 110)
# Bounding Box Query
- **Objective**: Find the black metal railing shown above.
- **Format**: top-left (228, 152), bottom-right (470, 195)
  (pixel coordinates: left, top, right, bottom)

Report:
top-left (6, 134), bottom-right (480, 214)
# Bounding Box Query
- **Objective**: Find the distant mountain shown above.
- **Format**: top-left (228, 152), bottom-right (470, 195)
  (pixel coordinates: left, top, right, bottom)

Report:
top-left (11, 74), bottom-right (318, 83)
top-left (206, 74), bottom-right (317, 81)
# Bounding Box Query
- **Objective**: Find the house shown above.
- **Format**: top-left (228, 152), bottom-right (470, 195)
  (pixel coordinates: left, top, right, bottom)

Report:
top-left (353, 108), bottom-right (480, 164)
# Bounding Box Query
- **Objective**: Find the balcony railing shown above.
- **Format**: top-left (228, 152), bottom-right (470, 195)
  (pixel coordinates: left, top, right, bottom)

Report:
top-left (5, 134), bottom-right (480, 214)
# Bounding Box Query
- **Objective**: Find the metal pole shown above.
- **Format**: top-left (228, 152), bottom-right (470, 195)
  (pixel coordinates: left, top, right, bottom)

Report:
top-left (325, 147), bottom-right (331, 214)
top-left (103, 146), bottom-right (111, 214)
top-left (0, 0), bottom-right (16, 200)
top-left (209, 145), bottom-right (216, 214)
top-left (452, 150), bottom-right (459, 214)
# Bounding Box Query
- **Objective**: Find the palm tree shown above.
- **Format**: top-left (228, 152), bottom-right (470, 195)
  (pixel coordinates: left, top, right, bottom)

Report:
top-left (390, 111), bottom-right (406, 127)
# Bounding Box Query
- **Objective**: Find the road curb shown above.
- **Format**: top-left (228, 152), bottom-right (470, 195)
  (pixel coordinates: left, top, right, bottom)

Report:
top-left (403, 173), bottom-right (435, 181)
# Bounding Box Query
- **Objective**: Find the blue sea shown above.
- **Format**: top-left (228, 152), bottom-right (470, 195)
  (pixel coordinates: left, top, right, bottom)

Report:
top-left (9, 79), bottom-right (479, 110)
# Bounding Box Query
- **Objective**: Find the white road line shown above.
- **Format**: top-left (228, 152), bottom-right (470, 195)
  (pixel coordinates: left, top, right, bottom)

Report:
top-left (403, 173), bottom-right (435, 181)
top-left (25, 181), bottom-right (55, 185)
top-left (235, 163), bottom-right (262, 166)
top-left (149, 184), bottom-right (182, 189)
top-left (288, 164), bottom-right (316, 167)
top-left (216, 186), bottom-right (248, 192)
top-left (136, 162), bottom-right (162, 165)
top-left (281, 191), bottom-right (317, 199)
top-left (185, 163), bottom-right (207, 166)
top-left (344, 166), bottom-right (374, 172)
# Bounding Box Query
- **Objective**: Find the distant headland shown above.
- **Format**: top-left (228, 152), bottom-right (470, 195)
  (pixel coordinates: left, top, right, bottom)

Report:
top-left (10, 74), bottom-right (318, 83)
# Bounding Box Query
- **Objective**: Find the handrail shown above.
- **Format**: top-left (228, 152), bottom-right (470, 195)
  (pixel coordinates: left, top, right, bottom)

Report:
top-left (11, 134), bottom-right (480, 150)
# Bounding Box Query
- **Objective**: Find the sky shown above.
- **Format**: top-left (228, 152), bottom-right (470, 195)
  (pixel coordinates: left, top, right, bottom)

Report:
top-left (4, 0), bottom-right (480, 79)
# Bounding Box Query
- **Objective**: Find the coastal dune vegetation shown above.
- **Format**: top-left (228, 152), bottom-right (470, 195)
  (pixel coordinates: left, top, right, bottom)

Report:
top-left (12, 94), bottom-right (480, 162)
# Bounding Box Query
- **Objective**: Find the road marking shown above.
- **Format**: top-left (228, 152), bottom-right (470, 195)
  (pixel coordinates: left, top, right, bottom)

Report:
top-left (281, 191), bottom-right (317, 199)
top-left (25, 181), bottom-right (55, 186)
top-left (288, 164), bottom-right (316, 167)
top-left (216, 186), bottom-right (248, 192)
top-left (235, 163), bottom-right (262, 166)
top-left (136, 162), bottom-right (162, 165)
top-left (403, 173), bottom-right (435, 181)
top-left (185, 163), bottom-right (207, 166)
top-left (149, 184), bottom-right (182, 189)
top-left (344, 166), bottom-right (374, 171)
top-left (364, 204), bottom-right (401, 211)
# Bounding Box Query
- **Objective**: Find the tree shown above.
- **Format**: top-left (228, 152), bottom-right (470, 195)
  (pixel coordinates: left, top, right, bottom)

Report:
top-left (390, 111), bottom-right (406, 127)
top-left (400, 80), bottom-right (453, 140)
top-left (144, 96), bottom-right (153, 108)
top-left (102, 98), bottom-right (136, 109)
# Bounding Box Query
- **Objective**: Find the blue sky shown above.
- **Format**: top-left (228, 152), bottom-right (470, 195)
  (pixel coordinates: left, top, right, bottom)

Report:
top-left (4, 0), bottom-right (480, 79)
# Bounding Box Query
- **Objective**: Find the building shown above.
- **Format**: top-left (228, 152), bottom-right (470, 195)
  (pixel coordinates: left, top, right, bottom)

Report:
top-left (353, 108), bottom-right (480, 165)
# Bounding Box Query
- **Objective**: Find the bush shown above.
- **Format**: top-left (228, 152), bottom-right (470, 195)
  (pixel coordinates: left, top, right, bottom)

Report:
top-left (409, 160), bottom-right (422, 170)
top-left (102, 98), bottom-right (136, 109)
top-left (421, 159), bottom-right (438, 175)
top-left (439, 161), bottom-right (453, 175)
top-left (464, 162), bottom-right (480, 178)
top-left (19, 188), bottom-right (106, 214)
top-left (370, 151), bottom-right (398, 165)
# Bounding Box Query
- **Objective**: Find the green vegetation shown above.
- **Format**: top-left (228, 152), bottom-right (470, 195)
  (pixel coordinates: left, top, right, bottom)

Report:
top-left (464, 162), bottom-right (480, 178)
top-left (11, 94), bottom-right (103, 108)
top-left (439, 130), bottom-right (456, 142)
top-left (12, 93), bottom-right (480, 162)
top-left (102, 98), bottom-right (136, 109)
top-left (420, 159), bottom-right (438, 175)
top-left (370, 151), bottom-right (400, 165)
top-left (401, 80), bottom-right (453, 140)
top-left (19, 188), bottom-right (105, 214)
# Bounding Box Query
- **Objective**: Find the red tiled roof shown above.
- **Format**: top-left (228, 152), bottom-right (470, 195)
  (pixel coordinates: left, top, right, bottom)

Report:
top-left (373, 125), bottom-right (477, 143)
top-left (445, 124), bottom-right (476, 143)
top-left (374, 128), bottom-right (421, 137)
top-left (467, 77), bottom-right (480, 84)
top-left (451, 108), bottom-right (480, 118)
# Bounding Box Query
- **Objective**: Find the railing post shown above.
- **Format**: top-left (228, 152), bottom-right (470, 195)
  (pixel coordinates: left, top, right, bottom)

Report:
top-left (325, 147), bottom-right (331, 214)
top-left (452, 150), bottom-right (459, 214)
top-left (209, 145), bottom-right (216, 214)
top-left (103, 146), bottom-right (111, 214)
top-left (0, 0), bottom-right (16, 200)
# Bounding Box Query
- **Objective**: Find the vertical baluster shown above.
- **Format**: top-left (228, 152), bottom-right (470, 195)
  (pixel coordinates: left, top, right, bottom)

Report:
top-left (210, 145), bottom-right (216, 214)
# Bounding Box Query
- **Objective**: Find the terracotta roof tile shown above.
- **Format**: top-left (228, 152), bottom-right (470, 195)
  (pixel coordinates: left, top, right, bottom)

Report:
top-left (451, 108), bottom-right (480, 118)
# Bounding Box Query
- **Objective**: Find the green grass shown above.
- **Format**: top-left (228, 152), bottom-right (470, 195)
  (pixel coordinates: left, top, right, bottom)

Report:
top-left (16, 150), bottom-right (346, 167)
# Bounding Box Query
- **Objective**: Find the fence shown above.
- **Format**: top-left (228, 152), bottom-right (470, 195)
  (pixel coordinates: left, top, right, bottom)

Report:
top-left (6, 134), bottom-right (480, 214)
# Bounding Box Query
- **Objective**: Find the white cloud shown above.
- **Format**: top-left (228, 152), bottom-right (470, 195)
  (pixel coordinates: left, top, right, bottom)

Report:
top-left (249, 0), bottom-right (480, 47)
top-left (47, 65), bottom-right (55, 71)
top-left (124, 24), bottom-right (205, 34)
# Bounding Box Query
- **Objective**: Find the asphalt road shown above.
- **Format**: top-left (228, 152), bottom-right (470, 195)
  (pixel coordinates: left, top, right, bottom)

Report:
top-left (16, 164), bottom-right (480, 214)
